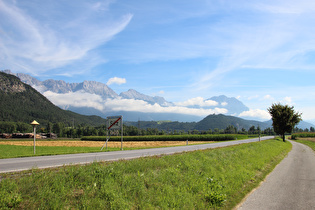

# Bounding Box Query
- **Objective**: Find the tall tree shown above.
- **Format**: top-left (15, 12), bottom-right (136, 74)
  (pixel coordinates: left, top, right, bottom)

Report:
top-left (268, 103), bottom-right (302, 142)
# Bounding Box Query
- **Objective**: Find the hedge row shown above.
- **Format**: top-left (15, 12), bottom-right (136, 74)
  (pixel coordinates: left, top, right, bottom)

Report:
top-left (291, 132), bottom-right (315, 140)
top-left (81, 134), bottom-right (249, 142)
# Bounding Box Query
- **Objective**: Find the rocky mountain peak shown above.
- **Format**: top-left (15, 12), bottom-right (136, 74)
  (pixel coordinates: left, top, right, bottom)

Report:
top-left (80, 80), bottom-right (118, 98)
top-left (0, 72), bottom-right (26, 93)
top-left (1, 70), bottom-right (119, 98)
top-left (42, 79), bottom-right (76, 93)
top-left (208, 95), bottom-right (249, 115)
top-left (120, 89), bottom-right (170, 106)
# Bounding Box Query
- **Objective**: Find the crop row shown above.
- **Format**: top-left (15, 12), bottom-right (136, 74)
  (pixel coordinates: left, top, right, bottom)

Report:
top-left (81, 134), bottom-right (249, 142)
top-left (291, 132), bottom-right (315, 139)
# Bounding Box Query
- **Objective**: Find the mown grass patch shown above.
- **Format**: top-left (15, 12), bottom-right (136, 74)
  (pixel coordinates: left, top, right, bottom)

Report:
top-left (0, 141), bottom-right (212, 159)
top-left (0, 145), bottom-right (108, 159)
top-left (295, 139), bottom-right (315, 151)
top-left (0, 139), bottom-right (291, 209)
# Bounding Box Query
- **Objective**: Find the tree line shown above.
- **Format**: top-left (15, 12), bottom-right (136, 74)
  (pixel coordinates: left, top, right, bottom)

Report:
top-left (0, 121), bottom-right (296, 138)
top-left (1, 121), bottom-right (314, 139)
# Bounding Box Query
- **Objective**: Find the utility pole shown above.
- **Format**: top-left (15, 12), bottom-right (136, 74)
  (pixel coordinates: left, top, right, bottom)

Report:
top-left (138, 118), bottom-right (140, 135)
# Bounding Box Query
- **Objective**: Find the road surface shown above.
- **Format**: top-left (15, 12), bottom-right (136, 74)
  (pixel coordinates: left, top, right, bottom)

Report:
top-left (0, 136), bottom-right (273, 173)
top-left (238, 140), bottom-right (315, 210)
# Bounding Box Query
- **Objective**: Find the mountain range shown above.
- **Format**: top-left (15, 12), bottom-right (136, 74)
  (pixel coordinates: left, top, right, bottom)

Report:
top-left (2, 70), bottom-right (314, 129)
top-left (1, 70), bottom-right (314, 130)
top-left (0, 72), bottom-right (106, 126)
top-left (2, 70), bottom-right (249, 121)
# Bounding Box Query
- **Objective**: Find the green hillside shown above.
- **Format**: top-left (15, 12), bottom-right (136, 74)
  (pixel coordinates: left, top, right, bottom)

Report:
top-left (0, 72), bottom-right (106, 126)
top-left (194, 114), bottom-right (268, 130)
top-left (125, 114), bottom-right (270, 132)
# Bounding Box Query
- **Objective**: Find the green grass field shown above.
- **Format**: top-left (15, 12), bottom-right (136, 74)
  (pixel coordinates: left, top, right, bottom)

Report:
top-left (0, 145), bottom-right (108, 159)
top-left (0, 138), bottom-right (291, 209)
top-left (295, 139), bottom-right (315, 151)
top-left (0, 141), bottom-right (216, 159)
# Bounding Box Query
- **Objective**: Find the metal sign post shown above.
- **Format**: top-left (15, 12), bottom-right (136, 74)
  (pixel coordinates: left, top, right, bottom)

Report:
top-left (101, 116), bottom-right (123, 151)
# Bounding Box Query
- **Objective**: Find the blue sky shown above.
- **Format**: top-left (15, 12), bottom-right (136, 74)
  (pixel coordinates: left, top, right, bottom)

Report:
top-left (1, 0), bottom-right (315, 122)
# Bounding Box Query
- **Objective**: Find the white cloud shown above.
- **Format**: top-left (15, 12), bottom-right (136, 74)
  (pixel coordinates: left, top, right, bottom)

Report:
top-left (256, 1), bottom-right (315, 14)
top-left (239, 109), bottom-right (271, 120)
top-left (190, 0), bottom-right (315, 92)
top-left (43, 91), bottom-right (105, 111)
top-left (106, 77), bottom-right (126, 85)
top-left (282, 97), bottom-right (292, 105)
top-left (174, 97), bottom-right (218, 107)
top-left (263, 95), bottom-right (274, 100)
top-left (43, 91), bottom-right (227, 117)
top-left (105, 98), bottom-right (227, 116)
top-left (158, 90), bottom-right (165, 95)
top-left (0, 0), bottom-right (133, 75)
top-left (221, 102), bottom-right (228, 106)
top-left (297, 106), bottom-right (315, 121)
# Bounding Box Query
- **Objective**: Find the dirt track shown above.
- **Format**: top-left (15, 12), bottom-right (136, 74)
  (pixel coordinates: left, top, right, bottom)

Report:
top-left (0, 140), bottom-right (210, 148)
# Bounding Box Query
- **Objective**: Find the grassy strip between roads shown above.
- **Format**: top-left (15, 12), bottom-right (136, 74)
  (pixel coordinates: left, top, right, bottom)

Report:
top-left (0, 138), bottom-right (291, 209)
top-left (0, 142), bottom-right (214, 159)
top-left (295, 139), bottom-right (315, 151)
top-left (0, 145), bottom-right (104, 159)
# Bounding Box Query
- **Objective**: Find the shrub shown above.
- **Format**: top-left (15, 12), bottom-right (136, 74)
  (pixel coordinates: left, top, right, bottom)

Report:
top-left (291, 132), bottom-right (315, 140)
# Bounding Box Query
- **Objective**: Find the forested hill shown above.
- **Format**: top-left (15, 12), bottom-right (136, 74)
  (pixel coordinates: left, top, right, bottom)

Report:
top-left (0, 72), bottom-right (106, 126)
top-left (125, 114), bottom-right (270, 132)
top-left (195, 114), bottom-right (269, 130)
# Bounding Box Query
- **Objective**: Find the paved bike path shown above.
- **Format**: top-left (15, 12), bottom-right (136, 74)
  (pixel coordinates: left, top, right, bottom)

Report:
top-left (238, 140), bottom-right (315, 210)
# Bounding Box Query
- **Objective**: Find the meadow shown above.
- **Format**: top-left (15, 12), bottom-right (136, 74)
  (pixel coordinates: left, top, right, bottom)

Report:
top-left (0, 140), bottom-right (212, 159)
top-left (0, 138), bottom-right (291, 209)
top-left (294, 138), bottom-right (315, 151)
top-left (290, 132), bottom-right (315, 151)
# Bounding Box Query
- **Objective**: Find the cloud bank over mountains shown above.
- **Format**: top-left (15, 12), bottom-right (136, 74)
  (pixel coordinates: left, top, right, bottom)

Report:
top-left (4, 70), bottom-right (271, 121)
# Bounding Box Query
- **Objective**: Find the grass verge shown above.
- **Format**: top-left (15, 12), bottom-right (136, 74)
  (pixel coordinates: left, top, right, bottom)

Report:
top-left (0, 141), bottom-right (213, 159)
top-left (295, 139), bottom-right (315, 151)
top-left (0, 138), bottom-right (291, 209)
top-left (0, 145), bottom-right (106, 159)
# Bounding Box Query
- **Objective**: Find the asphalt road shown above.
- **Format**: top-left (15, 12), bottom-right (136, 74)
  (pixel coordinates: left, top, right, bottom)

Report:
top-left (0, 136), bottom-right (273, 174)
top-left (238, 140), bottom-right (315, 210)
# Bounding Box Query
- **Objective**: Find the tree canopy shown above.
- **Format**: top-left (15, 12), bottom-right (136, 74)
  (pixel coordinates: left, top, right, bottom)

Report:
top-left (268, 103), bottom-right (302, 142)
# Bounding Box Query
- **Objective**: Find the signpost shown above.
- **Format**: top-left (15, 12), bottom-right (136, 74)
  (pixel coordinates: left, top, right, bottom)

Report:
top-left (30, 120), bottom-right (39, 154)
top-left (101, 116), bottom-right (123, 151)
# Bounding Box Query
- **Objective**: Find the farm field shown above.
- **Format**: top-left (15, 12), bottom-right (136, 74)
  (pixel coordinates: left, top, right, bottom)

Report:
top-left (0, 140), bottom-right (211, 148)
top-left (0, 140), bottom-right (211, 159)
top-left (0, 138), bottom-right (291, 209)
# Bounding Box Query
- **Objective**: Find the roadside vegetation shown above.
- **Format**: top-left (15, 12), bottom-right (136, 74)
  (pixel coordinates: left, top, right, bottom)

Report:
top-left (291, 132), bottom-right (315, 139)
top-left (0, 144), bottom-right (102, 159)
top-left (0, 139), bottom-right (291, 209)
top-left (295, 139), bottom-right (315, 151)
top-left (0, 139), bottom-right (216, 159)
top-left (291, 132), bottom-right (315, 151)
top-left (0, 134), bottom-right (250, 159)
top-left (81, 134), bottom-right (249, 141)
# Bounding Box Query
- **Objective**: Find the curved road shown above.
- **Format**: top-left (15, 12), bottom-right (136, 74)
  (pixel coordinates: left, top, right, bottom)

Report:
top-left (0, 136), bottom-right (273, 174)
top-left (238, 140), bottom-right (315, 210)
